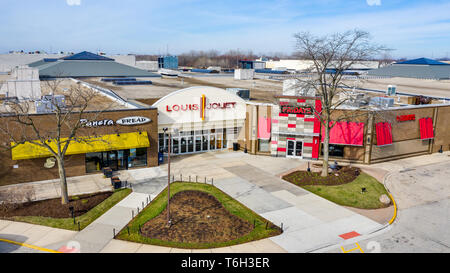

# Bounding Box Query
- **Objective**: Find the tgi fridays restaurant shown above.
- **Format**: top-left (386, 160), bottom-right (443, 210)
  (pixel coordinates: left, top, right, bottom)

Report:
top-left (243, 96), bottom-right (450, 164)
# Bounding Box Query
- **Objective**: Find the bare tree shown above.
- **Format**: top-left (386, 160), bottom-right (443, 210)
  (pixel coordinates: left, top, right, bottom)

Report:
top-left (293, 29), bottom-right (387, 176)
top-left (0, 79), bottom-right (113, 204)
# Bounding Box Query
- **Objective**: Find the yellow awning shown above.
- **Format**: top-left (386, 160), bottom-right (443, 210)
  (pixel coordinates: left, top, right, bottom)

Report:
top-left (11, 131), bottom-right (150, 160)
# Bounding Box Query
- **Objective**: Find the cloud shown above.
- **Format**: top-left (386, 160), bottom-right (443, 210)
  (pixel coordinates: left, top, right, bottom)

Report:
top-left (66, 0), bottom-right (81, 6)
top-left (366, 0), bottom-right (381, 6)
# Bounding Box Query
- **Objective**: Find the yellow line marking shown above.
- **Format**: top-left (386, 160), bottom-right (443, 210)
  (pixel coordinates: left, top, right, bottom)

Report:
top-left (388, 193), bottom-right (397, 225)
top-left (0, 238), bottom-right (61, 253)
top-left (341, 243), bottom-right (364, 253)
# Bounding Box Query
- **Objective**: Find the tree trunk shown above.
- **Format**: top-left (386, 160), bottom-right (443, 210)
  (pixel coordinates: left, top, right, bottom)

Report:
top-left (321, 123), bottom-right (330, 177)
top-left (56, 157), bottom-right (70, 204)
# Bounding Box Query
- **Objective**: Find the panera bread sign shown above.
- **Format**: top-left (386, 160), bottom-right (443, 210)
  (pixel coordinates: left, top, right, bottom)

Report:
top-left (80, 116), bottom-right (151, 127)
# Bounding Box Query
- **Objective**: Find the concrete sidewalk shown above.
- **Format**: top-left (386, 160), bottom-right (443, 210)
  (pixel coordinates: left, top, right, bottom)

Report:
top-left (60, 192), bottom-right (151, 253)
top-left (0, 173), bottom-right (111, 202)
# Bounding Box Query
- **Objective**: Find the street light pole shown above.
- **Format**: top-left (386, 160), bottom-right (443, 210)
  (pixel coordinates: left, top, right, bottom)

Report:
top-left (163, 128), bottom-right (171, 227)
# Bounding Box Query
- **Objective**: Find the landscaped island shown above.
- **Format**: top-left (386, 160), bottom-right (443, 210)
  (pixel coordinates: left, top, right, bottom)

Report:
top-left (117, 182), bottom-right (282, 249)
top-left (282, 166), bottom-right (391, 209)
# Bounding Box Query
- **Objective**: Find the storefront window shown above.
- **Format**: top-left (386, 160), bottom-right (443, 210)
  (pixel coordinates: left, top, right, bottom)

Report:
top-left (158, 133), bottom-right (164, 153)
top-left (202, 135), bottom-right (208, 150)
top-left (195, 136), bottom-right (202, 152)
top-left (223, 129), bottom-right (227, 148)
top-left (128, 148), bottom-right (147, 167)
top-left (187, 137), bottom-right (194, 152)
top-left (180, 137), bottom-right (187, 153)
top-left (258, 139), bottom-right (270, 152)
top-left (86, 148), bottom-right (147, 172)
top-left (86, 152), bottom-right (102, 173)
top-left (321, 144), bottom-right (344, 157)
top-left (172, 138), bottom-right (179, 154)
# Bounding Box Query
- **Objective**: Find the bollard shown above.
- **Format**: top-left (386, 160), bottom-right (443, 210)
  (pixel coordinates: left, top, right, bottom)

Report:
top-left (196, 175), bottom-right (198, 182)
top-left (205, 177), bottom-right (206, 183)
top-left (189, 175), bottom-right (191, 182)
top-left (139, 224), bottom-right (141, 234)
top-left (212, 178), bottom-right (214, 186)
top-left (127, 226), bottom-right (130, 236)
top-left (265, 222), bottom-right (268, 230)
top-left (137, 207), bottom-right (140, 214)
top-left (132, 210), bottom-right (134, 219)
top-left (149, 194), bottom-right (151, 202)
top-left (172, 175), bottom-right (174, 182)
top-left (113, 228), bottom-right (116, 239)
top-left (146, 197), bottom-right (149, 206)
top-left (281, 223), bottom-right (283, 231)
top-left (142, 201), bottom-right (144, 209)
top-left (78, 222), bottom-right (81, 231)
top-left (180, 174), bottom-right (182, 181)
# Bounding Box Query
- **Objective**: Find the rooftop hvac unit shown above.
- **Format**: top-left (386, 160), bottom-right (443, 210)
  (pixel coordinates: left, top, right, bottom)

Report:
top-left (369, 97), bottom-right (394, 108)
top-left (36, 95), bottom-right (66, 113)
top-left (226, 88), bottom-right (250, 100)
top-left (387, 85), bottom-right (397, 96)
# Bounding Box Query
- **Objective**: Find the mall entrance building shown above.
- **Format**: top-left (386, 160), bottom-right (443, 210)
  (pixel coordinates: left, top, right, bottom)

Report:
top-left (151, 86), bottom-right (247, 156)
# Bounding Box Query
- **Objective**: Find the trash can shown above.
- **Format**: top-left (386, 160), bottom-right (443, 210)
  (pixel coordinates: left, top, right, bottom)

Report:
top-left (158, 152), bottom-right (164, 164)
top-left (113, 180), bottom-right (122, 189)
top-left (233, 143), bottom-right (240, 151)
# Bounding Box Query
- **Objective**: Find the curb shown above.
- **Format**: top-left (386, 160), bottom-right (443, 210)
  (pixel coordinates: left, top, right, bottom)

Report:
top-left (0, 238), bottom-right (61, 253)
top-left (382, 171), bottom-right (398, 225)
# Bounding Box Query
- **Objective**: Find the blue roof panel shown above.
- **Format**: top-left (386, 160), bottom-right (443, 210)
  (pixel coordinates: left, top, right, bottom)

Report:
top-left (63, 51), bottom-right (114, 61)
top-left (395, 58), bottom-right (450, 65)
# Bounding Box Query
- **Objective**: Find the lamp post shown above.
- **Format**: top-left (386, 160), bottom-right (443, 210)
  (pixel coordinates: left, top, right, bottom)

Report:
top-left (163, 127), bottom-right (171, 227)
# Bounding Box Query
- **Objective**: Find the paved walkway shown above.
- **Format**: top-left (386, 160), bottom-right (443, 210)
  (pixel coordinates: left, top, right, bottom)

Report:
top-left (3, 150), bottom-right (448, 253)
top-left (101, 151), bottom-right (384, 253)
top-left (0, 173), bottom-right (111, 202)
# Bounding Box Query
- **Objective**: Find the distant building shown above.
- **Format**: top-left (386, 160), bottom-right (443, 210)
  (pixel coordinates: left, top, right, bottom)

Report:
top-left (28, 51), bottom-right (160, 78)
top-left (238, 60), bottom-right (265, 69)
top-left (368, 57), bottom-right (450, 80)
top-left (158, 56), bottom-right (178, 69)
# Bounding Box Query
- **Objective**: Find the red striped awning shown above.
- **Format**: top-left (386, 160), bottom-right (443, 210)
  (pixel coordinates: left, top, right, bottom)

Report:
top-left (376, 122), bottom-right (393, 146)
top-left (419, 118), bottom-right (434, 139)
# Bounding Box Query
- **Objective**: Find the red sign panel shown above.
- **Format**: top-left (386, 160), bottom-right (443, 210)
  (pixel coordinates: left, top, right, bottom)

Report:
top-left (280, 105), bottom-right (314, 115)
top-left (396, 114), bottom-right (415, 122)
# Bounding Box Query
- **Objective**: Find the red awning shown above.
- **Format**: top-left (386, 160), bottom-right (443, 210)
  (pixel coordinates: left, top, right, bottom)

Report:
top-left (419, 118), bottom-right (434, 139)
top-left (321, 121), bottom-right (365, 146)
top-left (376, 122), bottom-right (393, 146)
top-left (258, 117), bottom-right (271, 139)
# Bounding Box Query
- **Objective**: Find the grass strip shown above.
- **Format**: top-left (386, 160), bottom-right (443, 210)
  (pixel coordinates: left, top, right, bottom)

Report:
top-left (300, 172), bottom-right (390, 209)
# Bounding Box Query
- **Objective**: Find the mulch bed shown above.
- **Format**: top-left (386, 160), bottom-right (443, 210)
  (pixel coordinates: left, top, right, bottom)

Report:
top-left (141, 190), bottom-right (254, 244)
top-left (283, 166), bottom-right (361, 186)
top-left (0, 191), bottom-right (113, 218)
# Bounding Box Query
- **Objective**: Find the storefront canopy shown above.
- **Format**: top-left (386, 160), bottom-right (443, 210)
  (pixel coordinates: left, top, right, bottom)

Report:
top-left (11, 131), bottom-right (150, 160)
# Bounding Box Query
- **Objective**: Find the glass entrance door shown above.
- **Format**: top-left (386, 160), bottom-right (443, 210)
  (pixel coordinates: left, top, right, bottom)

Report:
top-left (286, 140), bottom-right (303, 158)
top-left (287, 140), bottom-right (295, 157)
top-left (295, 141), bottom-right (303, 157)
top-left (107, 151), bottom-right (118, 170)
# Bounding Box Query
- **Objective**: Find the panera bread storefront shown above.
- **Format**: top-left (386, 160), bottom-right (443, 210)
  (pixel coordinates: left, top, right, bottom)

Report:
top-left (0, 107), bottom-right (158, 184)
